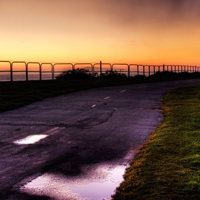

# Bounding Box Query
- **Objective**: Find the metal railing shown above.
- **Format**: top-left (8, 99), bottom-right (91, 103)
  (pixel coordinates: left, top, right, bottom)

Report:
top-left (0, 60), bottom-right (199, 81)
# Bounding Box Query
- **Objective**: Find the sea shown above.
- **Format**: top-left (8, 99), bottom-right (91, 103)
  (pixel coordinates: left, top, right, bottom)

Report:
top-left (0, 72), bottom-right (58, 82)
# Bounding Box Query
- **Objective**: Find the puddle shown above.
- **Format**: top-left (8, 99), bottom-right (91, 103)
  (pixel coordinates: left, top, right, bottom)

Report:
top-left (13, 134), bottom-right (48, 145)
top-left (19, 164), bottom-right (127, 200)
top-left (71, 165), bottom-right (126, 200)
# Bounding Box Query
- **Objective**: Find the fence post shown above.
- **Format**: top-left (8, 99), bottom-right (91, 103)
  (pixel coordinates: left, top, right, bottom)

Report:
top-left (143, 65), bottom-right (145, 76)
top-left (10, 62), bottom-right (13, 82)
top-left (128, 65), bottom-right (130, 78)
top-left (163, 64), bottom-right (165, 72)
top-left (39, 64), bottom-right (42, 80)
top-left (149, 66), bottom-right (150, 76)
top-left (111, 63), bottom-right (113, 71)
top-left (100, 60), bottom-right (102, 76)
top-left (137, 65), bottom-right (139, 75)
top-left (52, 64), bottom-right (54, 80)
top-left (26, 62), bottom-right (28, 81)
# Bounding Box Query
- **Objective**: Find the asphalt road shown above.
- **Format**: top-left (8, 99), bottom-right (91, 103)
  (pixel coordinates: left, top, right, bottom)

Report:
top-left (1, 79), bottom-right (200, 200)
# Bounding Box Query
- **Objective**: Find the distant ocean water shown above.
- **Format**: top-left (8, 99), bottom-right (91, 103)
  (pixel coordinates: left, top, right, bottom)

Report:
top-left (0, 72), bottom-right (56, 82)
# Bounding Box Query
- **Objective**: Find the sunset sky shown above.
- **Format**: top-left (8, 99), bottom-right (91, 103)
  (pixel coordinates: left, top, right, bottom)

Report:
top-left (1, 0), bottom-right (200, 65)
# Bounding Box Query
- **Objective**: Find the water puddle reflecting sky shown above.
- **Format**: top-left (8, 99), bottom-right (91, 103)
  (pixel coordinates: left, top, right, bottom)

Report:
top-left (19, 164), bottom-right (127, 200)
top-left (13, 134), bottom-right (48, 145)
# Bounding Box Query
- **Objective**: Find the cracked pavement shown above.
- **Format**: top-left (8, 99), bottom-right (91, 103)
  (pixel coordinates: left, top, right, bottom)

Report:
top-left (1, 79), bottom-right (200, 199)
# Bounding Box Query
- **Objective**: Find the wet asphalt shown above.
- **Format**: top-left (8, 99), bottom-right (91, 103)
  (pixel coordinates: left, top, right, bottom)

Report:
top-left (1, 79), bottom-right (200, 199)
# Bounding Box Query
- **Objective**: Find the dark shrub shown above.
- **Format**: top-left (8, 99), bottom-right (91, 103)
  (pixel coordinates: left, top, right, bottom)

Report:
top-left (100, 70), bottom-right (127, 79)
top-left (56, 68), bottom-right (94, 80)
top-left (133, 75), bottom-right (147, 80)
top-left (149, 71), bottom-right (176, 79)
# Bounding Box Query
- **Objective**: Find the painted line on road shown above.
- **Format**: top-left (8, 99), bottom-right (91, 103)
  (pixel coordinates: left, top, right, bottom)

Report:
top-left (91, 104), bottom-right (96, 108)
top-left (104, 97), bottom-right (110, 100)
top-left (120, 90), bottom-right (126, 93)
top-left (13, 127), bottom-right (62, 145)
top-left (14, 135), bottom-right (48, 145)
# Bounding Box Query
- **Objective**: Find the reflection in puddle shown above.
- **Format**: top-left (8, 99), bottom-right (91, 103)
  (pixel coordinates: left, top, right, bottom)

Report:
top-left (13, 134), bottom-right (48, 145)
top-left (19, 164), bottom-right (127, 200)
top-left (71, 166), bottom-right (126, 200)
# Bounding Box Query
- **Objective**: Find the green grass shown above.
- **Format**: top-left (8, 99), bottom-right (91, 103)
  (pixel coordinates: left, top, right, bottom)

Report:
top-left (0, 79), bottom-right (136, 113)
top-left (113, 84), bottom-right (200, 200)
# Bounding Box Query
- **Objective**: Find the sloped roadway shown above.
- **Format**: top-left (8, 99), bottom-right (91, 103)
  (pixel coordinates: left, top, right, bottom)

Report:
top-left (1, 79), bottom-right (200, 200)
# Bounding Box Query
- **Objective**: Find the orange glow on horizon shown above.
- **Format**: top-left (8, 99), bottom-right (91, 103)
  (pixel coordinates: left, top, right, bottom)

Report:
top-left (0, 0), bottom-right (200, 67)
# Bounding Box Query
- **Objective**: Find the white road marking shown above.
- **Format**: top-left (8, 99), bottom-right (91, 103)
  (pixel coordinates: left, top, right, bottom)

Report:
top-left (91, 104), bottom-right (96, 108)
top-left (120, 90), bottom-right (126, 93)
top-left (104, 97), bottom-right (110, 100)
top-left (13, 135), bottom-right (48, 145)
top-left (13, 127), bottom-right (62, 145)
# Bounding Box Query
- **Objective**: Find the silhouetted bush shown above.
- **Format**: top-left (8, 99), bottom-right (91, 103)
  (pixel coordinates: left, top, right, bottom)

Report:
top-left (56, 69), bottom-right (128, 80)
top-left (56, 69), bottom-right (200, 81)
top-left (133, 75), bottom-right (147, 80)
top-left (56, 68), bottom-right (94, 80)
top-left (100, 70), bottom-right (127, 79)
top-left (149, 71), bottom-right (200, 80)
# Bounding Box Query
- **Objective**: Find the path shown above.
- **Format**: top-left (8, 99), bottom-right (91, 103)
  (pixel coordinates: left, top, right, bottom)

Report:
top-left (1, 79), bottom-right (200, 200)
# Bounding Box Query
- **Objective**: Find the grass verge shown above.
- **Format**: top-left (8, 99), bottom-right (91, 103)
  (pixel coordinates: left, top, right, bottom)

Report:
top-left (113, 84), bottom-right (200, 199)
